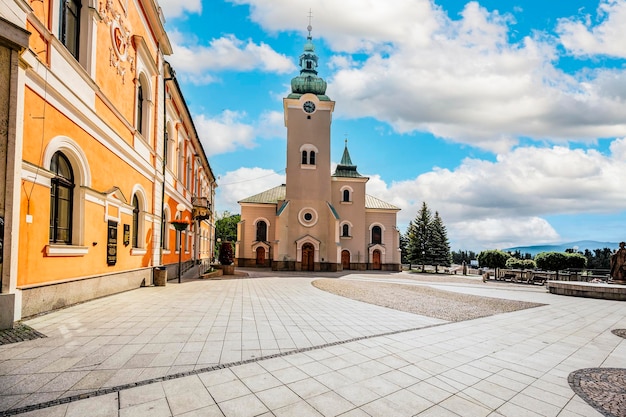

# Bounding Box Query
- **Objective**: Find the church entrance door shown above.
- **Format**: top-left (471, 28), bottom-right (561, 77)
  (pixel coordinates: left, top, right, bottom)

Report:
top-left (256, 247), bottom-right (265, 265)
top-left (302, 243), bottom-right (314, 271)
top-left (341, 250), bottom-right (350, 270)
top-left (372, 250), bottom-right (381, 270)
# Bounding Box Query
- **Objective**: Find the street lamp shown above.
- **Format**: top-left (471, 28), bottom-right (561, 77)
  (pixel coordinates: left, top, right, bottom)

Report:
top-left (172, 203), bottom-right (188, 283)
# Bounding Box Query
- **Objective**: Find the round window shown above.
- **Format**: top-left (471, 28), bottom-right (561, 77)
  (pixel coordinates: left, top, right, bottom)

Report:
top-left (298, 208), bottom-right (318, 227)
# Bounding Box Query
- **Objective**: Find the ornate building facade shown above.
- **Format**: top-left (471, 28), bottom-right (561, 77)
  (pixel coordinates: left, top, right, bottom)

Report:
top-left (0, 0), bottom-right (215, 328)
top-left (236, 29), bottom-right (401, 272)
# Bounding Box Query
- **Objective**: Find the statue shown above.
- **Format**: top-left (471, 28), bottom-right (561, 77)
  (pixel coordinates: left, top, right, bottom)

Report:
top-left (610, 242), bottom-right (626, 281)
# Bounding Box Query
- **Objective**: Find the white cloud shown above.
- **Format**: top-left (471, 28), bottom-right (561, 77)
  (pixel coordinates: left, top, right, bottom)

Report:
top-left (361, 139), bottom-right (626, 248)
top-left (194, 110), bottom-right (284, 157)
top-left (557, 0), bottom-right (626, 58)
top-left (215, 167), bottom-right (286, 213)
top-left (167, 32), bottom-right (296, 82)
top-left (194, 111), bottom-right (256, 156)
top-left (227, 0), bottom-right (626, 152)
top-left (158, 0), bottom-right (202, 19)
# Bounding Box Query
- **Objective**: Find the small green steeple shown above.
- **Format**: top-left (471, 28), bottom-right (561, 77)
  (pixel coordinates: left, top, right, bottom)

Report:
top-left (288, 24), bottom-right (330, 101)
top-left (333, 140), bottom-right (363, 178)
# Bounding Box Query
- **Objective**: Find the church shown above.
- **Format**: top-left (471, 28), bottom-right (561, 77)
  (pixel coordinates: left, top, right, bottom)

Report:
top-left (236, 27), bottom-right (401, 272)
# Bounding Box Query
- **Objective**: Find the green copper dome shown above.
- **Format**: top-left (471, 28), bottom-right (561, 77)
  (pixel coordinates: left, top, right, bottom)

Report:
top-left (288, 27), bottom-right (330, 101)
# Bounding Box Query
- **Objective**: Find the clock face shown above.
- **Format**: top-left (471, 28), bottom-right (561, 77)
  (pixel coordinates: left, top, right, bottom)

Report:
top-left (303, 101), bottom-right (316, 113)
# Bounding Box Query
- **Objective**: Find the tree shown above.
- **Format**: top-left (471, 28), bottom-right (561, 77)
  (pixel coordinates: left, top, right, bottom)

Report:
top-left (565, 253), bottom-right (587, 269)
top-left (406, 202), bottom-right (432, 267)
top-left (218, 241), bottom-right (234, 265)
top-left (506, 257), bottom-right (536, 270)
top-left (429, 211), bottom-right (451, 271)
top-left (451, 250), bottom-right (477, 264)
top-left (477, 250), bottom-right (510, 269)
top-left (215, 211), bottom-right (240, 243)
top-left (535, 252), bottom-right (568, 271)
top-left (399, 232), bottom-right (410, 264)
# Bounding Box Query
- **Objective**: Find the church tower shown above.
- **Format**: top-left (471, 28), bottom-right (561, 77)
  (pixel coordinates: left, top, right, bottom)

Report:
top-left (276, 25), bottom-right (339, 271)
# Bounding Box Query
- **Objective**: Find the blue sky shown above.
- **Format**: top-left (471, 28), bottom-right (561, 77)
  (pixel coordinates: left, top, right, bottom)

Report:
top-left (158, 0), bottom-right (626, 251)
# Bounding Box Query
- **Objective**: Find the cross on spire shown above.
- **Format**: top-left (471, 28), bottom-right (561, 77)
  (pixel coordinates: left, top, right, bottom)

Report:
top-left (307, 9), bottom-right (313, 38)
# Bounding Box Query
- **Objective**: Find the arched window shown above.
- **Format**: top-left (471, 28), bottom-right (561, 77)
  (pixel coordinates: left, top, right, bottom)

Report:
top-left (302, 150), bottom-right (308, 165)
top-left (256, 221), bottom-right (267, 242)
top-left (372, 226), bottom-right (382, 245)
top-left (132, 195), bottom-right (140, 248)
top-left (136, 81), bottom-right (144, 134)
top-left (343, 189), bottom-right (350, 202)
top-left (60, 0), bottom-right (81, 59)
top-left (309, 150), bottom-right (316, 165)
top-left (49, 152), bottom-right (74, 244)
top-left (342, 224), bottom-right (349, 237)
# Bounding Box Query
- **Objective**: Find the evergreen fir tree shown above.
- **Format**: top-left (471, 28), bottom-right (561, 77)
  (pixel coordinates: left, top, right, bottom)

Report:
top-left (406, 202), bottom-right (432, 267)
top-left (429, 211), bottom-right (451, 270)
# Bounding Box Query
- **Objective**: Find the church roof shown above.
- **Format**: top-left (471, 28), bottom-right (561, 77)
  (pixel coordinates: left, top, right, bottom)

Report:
top-left (365, 195), bottom-right (400, 210)
top-left (333, 141), bottom-right (363, 178)
top-left (238, 185), bottom-right (286, 204)
top-left (239, 184), bottom-right (399, 211)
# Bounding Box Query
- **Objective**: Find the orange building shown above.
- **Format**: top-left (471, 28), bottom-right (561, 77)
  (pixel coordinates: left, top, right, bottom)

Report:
top-left (0, 0), bottom-right (216, 328)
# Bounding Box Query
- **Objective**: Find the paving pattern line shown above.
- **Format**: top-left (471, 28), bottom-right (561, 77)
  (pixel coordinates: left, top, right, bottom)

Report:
top-left (0, 321), bottom-right (448, 416)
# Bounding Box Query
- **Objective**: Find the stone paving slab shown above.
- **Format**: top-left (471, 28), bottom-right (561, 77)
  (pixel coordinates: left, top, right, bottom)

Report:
top-left (1, 272), bottom-right (625, 416)
top-left (0, 276), bottom-right (443, 413)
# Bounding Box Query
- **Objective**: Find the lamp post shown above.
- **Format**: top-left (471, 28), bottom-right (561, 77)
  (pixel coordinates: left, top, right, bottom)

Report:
top-left (173, 203), bottom-right (188, 283)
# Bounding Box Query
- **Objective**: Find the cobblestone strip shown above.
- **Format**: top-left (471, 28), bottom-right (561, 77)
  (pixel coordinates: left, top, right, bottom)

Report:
top-left (0, 322), bottom-right (446, 416)
top-left (568, 368), bottom-right (626, 417)
top-left (0, 324), bottom-right (46, 345)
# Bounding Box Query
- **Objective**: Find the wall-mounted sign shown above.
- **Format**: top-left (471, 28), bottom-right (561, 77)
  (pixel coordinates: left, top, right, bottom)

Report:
top-left (107, 220), bottom-right (117, 265)
top-left (123, 224), bottom-right (130, 246)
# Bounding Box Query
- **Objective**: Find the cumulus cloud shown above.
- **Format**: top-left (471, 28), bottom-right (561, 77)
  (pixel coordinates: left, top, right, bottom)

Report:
top-left (158, 0), bottom-right (202, 19)
top-left (557, 0), bottom-right (626, 58)
top-left (194, 110), bottom-right (284, 156)
top-left (215, 167), bottom-right (286, 213)
top-left (227, 0), bottom-right (626, 152)
top-left (359, 139), bottom-right (626, 249)
top-left (167, 32), bottom-right (295, 82)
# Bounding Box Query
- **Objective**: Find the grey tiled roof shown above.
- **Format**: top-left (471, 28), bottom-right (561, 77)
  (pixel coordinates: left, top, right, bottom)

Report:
top-left (365, 195), bottom-right (400, 210)
top-left (238, 184), bottom-right (399, 211)
top-left (238, 185), bottom-right (286, 204)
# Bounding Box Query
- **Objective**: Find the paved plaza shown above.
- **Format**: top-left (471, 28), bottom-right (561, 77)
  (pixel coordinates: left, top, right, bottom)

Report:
top-left (0, 271), bottom-right (625, 416)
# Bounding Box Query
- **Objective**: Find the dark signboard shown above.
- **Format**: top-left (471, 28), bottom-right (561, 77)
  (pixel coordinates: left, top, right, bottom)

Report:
top-left (107, 220), bottom-right (117, 265)
top-left (123, 224), bottom-right (130, 246)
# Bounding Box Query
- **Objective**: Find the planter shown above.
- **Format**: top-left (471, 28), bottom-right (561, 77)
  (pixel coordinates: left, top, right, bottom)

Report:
top-left (200, 269), bottom-right (223, 279)
top-left (154, 267), bottom-right (167, 286)
top-left (222, 265), bottom-right (235, 275)
top-left (171, 221), bottom-right (189, 232)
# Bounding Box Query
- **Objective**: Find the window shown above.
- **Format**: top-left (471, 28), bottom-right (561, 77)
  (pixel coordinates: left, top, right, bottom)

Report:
top-left (300, 145), bottom-right (318, 168)
top-left (342, 224), bottom-right (349, 237)
top-left (256, 221), bottom-right (267, 242)
top-left (49, 152), bottom-right (74, 244)
top-left (372, 226), bottom-right (382, 245)
top-left (132, 195), bottom-right (140, 248)
top-left (343, 189), bottom-right (350, 202)
top-left (136, 81), bottom-right (144, 134)
top-left (60, 0), bottom-right (81, 59)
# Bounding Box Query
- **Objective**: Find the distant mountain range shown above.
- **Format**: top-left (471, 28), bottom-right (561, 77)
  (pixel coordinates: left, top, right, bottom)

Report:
top-left (503, 240), bottom-right (619, 256)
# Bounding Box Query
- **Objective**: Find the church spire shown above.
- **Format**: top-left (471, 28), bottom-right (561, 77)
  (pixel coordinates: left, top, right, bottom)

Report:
top-left (288, 15), bottom-right (330, 101)
top-left (333, 139), bottom-right (363, 178)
